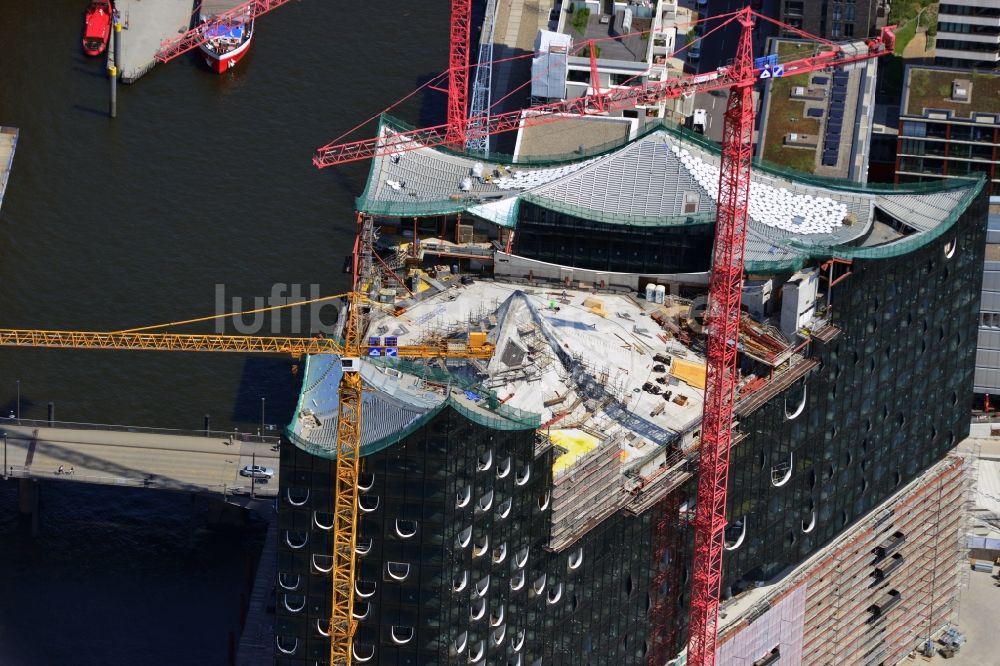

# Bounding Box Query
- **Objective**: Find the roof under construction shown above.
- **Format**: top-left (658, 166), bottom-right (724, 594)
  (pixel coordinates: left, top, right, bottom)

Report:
top-left (358, 116), bottom-right (981, 272)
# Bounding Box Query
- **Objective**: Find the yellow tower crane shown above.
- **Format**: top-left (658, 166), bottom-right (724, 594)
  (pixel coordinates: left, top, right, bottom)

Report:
top-left (0, 287), bottom-right (494, 665)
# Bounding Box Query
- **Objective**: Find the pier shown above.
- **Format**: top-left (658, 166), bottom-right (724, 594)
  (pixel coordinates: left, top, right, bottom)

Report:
top-left (1, 419), bottom-right (279, 504)
top-left (112, 0), bottom-right (193, 83)
top-left (0, 126), bottom-right (18, 213)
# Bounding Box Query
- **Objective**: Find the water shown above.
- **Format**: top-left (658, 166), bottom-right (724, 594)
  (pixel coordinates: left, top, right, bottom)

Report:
top-left (0, 1), bottom-right (453, 662)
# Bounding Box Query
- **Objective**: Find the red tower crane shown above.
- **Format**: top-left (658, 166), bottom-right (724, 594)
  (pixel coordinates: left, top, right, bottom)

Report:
top-left (446, 0), bottom-right (472, 144)
top-left (154, 0), bottom-right (298, 64)
top-left (312, 9), bottom-right (894, 665)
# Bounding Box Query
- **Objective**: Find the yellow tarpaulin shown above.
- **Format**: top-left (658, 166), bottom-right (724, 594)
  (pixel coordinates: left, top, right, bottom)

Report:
top-left (550, 428), bottom-right (600, 475)
top-left (670, 358), bottom-right (707, 390)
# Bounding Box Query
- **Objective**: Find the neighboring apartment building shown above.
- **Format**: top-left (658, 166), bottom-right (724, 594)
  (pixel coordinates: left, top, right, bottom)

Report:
top-left (757, 37), bottom-right (878, 182)
top-left (937, 0), bottom-right (1000, 69)
top-left (896, 67), bottom-right (1000, 408)
top-left (975, 213), bottom-right (1000, 404)
top-left (779, 0), bottom-right (883, 39)
top-left (896, 66), bottom-right (1000, 198)
top-left (530, 0), bottom-right (692, 119)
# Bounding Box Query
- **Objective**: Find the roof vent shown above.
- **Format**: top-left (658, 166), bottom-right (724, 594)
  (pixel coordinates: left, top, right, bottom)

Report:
top-left (952, 79), bottom-right (971, 102)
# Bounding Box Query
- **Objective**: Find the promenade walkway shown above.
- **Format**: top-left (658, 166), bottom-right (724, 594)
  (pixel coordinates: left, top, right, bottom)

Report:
top-left (1, 420), bottom-right (279, 499)
top-left (0, 126), bottom-right (18, 213)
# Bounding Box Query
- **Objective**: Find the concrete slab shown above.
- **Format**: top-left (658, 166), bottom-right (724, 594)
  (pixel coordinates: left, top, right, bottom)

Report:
top-left (113, 0), bottom-right (194, 82)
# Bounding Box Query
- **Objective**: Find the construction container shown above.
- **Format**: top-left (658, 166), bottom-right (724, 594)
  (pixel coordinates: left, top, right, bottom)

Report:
top-left (646, 283), bottom-right (656, 301)
top-left (655, 285), bottom-right (666, 304)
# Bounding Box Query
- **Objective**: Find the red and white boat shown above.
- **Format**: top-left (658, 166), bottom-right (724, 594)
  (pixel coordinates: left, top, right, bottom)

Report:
top-left (198, 4), bottom-right (254, 73)
top-left (82, 0), bottom-right (112, 57)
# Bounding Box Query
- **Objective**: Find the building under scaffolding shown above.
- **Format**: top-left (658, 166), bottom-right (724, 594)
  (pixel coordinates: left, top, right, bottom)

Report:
top-left (275, 120), bottom-right (988, 666)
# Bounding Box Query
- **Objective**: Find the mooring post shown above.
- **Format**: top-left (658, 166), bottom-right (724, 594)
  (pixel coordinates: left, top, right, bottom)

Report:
top-left (204, 414), bottom-right (211, 436)
top-left (109, 18), bottom-right (121, 118)
top-left (47, 402), bottom-right (54, 426)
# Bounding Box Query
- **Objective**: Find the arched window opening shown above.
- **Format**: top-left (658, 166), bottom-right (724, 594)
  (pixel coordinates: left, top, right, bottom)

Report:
top-left (475, 575), bottom-right (491, 597)
top-left (352, 642), bottom-right (375, 663)
top-left (285, 531), bottom-right (308, 550)
top-left (511, 569), bottom-right (525, 591)
top-left (470, 597), bottom-right (486, 621)
top-left (456, 526), bottom-right (472, 549)
top-left (355, 538), bottom-right (373, 555)
top-left (498, 497), bottom-right (513, 519)
top-left (312, 554), bottom-right (334, 573)
top-left (357, 472), bottom-right (375, 491)
top-left (473, 534), bottom-right (490, 558)
top-left (497, 456), bottom-right (512, 478)
top-left (358, 495), bottom-right (379, 513)
top-left (352, 601), bottom-right (370, 620)
top-left (493, 542), bottom-right (508, 564)
top-left (468, 640), bottom-right (485, 663)
top-left (724, 517), bottom-right (747, 551)
top-left (395, 519), bottom-right (418, 538)
top-left (313, 511), bottom-right (334, 531)
top-left (276, 636), bottom-right (298, 655)
top-left (547, 582), bottom-right (563, 604)
top-left (391, 626), bottom-right (414, 645)
top-left (453, 570), bottom-right (468, 592)
top-left (802, 511), bottom-right (816, 533)
top-left (478, 489), bottom-right (494, 512)
top-left (785, 383), bottom-right (807, 420)
top-left (771, 452), bottom-right (793, 487)
top-left (944, 237), bottom-right (957, 259)
top-left (452, 631), bottom-right (468, 655)
top-left (386, 561), bottom-right (410, 582)
top-left (568, 547), bottom-right (584, 570)
top-left (278, 572), bottom-right (300, 590)
top-left (516, 463), bottom-right (531, 486)
top-left (285, 487), bottom-right (309, 506)
top-left (355, 579), bottom-right (377, 598)
top-left (532, 573), bottom-right (547, 595)
top-left (478, 450), bottom-right (493, 472)
top-left (515, 546), bottom-right (529, 568)
top-left (283, 594), bottom-right (306, 613)
top-left (457, 485), bottom-right (472, 508)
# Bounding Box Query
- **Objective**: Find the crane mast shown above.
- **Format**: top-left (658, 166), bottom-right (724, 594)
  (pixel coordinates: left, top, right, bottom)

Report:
top-left (686, 10), bottom-right (755, 666)
top-left (328, 293), bottom-right (364, 666)
top-left (447, 0), bottom-right (472, 144)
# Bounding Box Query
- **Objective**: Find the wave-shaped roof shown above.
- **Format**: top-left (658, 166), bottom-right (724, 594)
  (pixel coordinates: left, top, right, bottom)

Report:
top-left (357, 116), bottom-right (982, 271)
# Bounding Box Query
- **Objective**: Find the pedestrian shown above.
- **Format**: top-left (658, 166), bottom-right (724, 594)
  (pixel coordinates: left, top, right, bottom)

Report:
top-left (69, 466), bottom-right (74, 475)
top-left (57, 465), bottom-right (64, 474)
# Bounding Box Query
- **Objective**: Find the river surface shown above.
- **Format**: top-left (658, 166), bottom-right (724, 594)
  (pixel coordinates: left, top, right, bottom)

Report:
top-left (0, 1), bottom-right (453, 663)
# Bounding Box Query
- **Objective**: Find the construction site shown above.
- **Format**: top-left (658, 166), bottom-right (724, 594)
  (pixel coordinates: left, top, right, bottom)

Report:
top-left (0, 1), bottom-right (993, 665)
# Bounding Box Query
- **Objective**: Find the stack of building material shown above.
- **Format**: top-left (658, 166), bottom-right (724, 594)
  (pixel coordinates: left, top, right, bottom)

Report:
top-left (740, 313), bottom-right (791, 364)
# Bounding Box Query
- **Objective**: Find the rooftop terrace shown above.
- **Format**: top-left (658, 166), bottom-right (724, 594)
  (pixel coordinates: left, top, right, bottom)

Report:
top-left (559, 6), bottom-right (653, 64)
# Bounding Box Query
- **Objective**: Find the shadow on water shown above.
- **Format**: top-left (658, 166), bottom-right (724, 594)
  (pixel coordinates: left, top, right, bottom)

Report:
top-left (73, 103), bottom-right (109, 118)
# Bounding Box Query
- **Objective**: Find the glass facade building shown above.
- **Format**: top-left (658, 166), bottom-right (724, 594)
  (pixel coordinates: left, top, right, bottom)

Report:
top-left (277, 121), bottom-right (988, 664)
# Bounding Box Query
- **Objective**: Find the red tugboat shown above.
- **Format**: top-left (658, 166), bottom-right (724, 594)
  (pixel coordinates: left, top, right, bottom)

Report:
top-left (198, 2), bottom-right (254, 73)
top-left (82, 0), bottom-right (113, 56)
